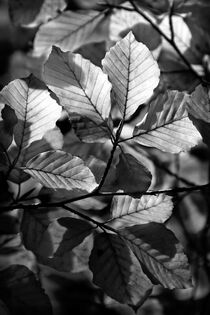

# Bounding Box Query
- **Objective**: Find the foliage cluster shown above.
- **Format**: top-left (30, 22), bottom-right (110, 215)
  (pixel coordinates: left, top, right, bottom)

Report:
top-left (1, 0), bottom-right (210, 314)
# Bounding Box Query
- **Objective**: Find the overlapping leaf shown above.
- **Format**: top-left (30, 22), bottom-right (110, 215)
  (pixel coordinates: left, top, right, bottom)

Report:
top-left (121, 223), bottom-right (192, 289)
top-left (102, 31), bottom-right (160, 119)
top-left (44, 47), bottom-right (112, 132)
top-left (89, 233), bottom-right (153, 306)
top-left (187, 85), bottom-right (210, 122)
top-left (0, 103), bottom-right (17, 152)
top-left (133, 90), bottom-right (201, 153)
top-left (34, 10), bottom-right (109, 56)
top-left (0, 76), bottom-right (62, 183)
top-left (24, 150), bottom-right (98, 192)
top-left (108, 194), bottom-right (173, 228)
top-left (0, 265), bottom-right (52, 315)
top-left (116, 152), bottom-right (152, 194)
top-left (9, 0), bottom-right (67, 27)
top-left (109, 4), bottom-right (161, 56)
top-left (70, 115), bottom-right (111, 143)
top-left (56, 217), bottom-right (93, 254)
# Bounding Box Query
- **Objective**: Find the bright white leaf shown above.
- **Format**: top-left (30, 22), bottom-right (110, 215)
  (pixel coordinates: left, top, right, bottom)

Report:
top-left (34, 10), bottom-right (108, 56)
top-left (121, 223), bottom-right (192, 289)
top-left (44, 46), bottom-right (112, 125)
top-left (108, 194), bottom-right (173, 228)
top-left (133, 90), bottom-right (202, 153)
top-left (24, 150), bottom-right (98, 192)
top-left (0, 76), bottom-right (62, 183)
top-left (89, 233), bottom-right (153, 306)
top-left (102, 31), bottom-right (160, 119)
top-left (116, 153), bottom-right (152, 194)
top-left (0, 76), bottom-right (62, 150)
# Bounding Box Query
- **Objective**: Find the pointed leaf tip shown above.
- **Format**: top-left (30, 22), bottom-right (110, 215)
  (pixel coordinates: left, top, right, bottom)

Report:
top-left (102, 31), bottom-right (160, 119)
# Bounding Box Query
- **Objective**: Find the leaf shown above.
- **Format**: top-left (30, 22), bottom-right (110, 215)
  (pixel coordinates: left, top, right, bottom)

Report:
top-left (108, 5), bottom-right (161, 56)
top-left (116, 153), bottom-right (152, 194)
top-left (0, 103), bottom-right (17, 152)
top-left (0, 76), bottom-right (62, 182)
top-left (187, 85), bottom-right (210, 147)
top-left (102, 31), bottom-right (160, 120)
top-left (121, 223), bottom-right (192, 289)
top-left (89, 233), bottom-right (153, 307)
top-left (187, 85), bottom-right (210, 122)
top-left (9, 0), bottom-right (67, 27)
top-left (133, 90), bottom-right (201, 153)
top-left (56, 217), bottom-right (93, 254)
top-left (108, 194), bottom-right (173, 228)
top-left (24, 150), bottom-right (98, 192)
top-left (44, 46), bottom-right (112, 126)
top-left (0, 265), bottom-right (52, 315)
top-left (70, 115), bottom-right (111, 143)
top-left (34, 9), bottom-right (109, 56)
top-left (21, 207), bottom-right (69, 256)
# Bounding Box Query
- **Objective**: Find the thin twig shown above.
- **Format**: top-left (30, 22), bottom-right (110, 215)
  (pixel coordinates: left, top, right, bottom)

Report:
top-left (1, 183), bottom-right (210, 212)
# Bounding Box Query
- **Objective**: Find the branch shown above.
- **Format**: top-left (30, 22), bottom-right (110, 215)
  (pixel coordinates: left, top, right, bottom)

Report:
top-left (1, 183), bottom-right (210, 212)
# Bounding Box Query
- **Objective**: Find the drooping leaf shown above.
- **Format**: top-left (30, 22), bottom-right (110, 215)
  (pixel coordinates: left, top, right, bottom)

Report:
top-left (34, 9), bottom-right (109, 56)
top-left (108, 194), bottom-right (173, 228)
top-left (44, 46), bottom-right (112, 129)
top-left (116, 152), bottom-right (152, 195)
top-left (0, 76), bottom-right (62, 183)
top-left (56, 217), bottom-right (93, 254)
top-left (121, 223), bottom-right (192, 289)
top-left (89, 233), bottom-right (153, 307)
top-left (133, 90), bottom-right (201, 153)
top-left (0, 265), bottom-right (52, 315)
top-left (9, 0), bottom-right (67, 27)
top-left (24, 150), bottom-right (98, 192)
top-left (102, 31), bottom-right (160, 120)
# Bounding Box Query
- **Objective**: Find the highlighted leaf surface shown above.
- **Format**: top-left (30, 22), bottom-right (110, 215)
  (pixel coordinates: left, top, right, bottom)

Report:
top-left (109, 194), bottom-right (173, 228)
top-left (24, 150), bottom-right (97, 192)
top-left (102, 31), bottom-right (160, 119)
top-left (44, 46), bottom-right (112, 126)
top-left (133, 90), bottom-right (201, 153)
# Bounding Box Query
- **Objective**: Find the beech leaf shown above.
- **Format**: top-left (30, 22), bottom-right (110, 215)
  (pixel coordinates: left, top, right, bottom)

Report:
top-left (34, 10), bottom-right (109, 56)
top-left (133, 90), bottom-right (201, 153)
top-left (9, 0), bottom-right (67, 27)
top-left (0, 265), bottom-right (52, 315)
top-left (24, 150), bottom-right (98, 192)
top-left (56, 217), bottom-right (93, 254)
top-left (89, 233), bottom-right (153, 307)
top-left (70, 115), bottom-right (111, 143)
top-left (121, 223), bottom-right (192, 289)
top-left (116, 153), bottom-right (152, 194)
top-left (0, 76), bottom-right (62, 182)
top-left (102, 31), bottom-right (160, 119)
top-left (0, 103), bottom-right (17, 152)
top-left (108, 194), bottom-right (173, 228)
top-left (44, 46), bottom-right (112, 127)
